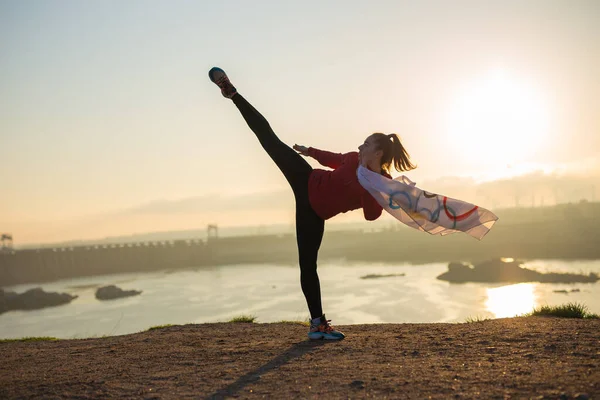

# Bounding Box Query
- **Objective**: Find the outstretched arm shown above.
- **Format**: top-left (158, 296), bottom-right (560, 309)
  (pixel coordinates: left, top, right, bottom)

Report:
top-left (294, 144), bottom-right (344, 169)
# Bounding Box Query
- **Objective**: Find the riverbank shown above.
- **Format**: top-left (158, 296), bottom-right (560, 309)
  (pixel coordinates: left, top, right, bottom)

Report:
top-left (1, 317), bottom-right (598, 399)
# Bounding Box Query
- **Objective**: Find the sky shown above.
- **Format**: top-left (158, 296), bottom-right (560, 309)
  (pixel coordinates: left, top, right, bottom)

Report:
top-left (1, 0), bottom-right (599, 245)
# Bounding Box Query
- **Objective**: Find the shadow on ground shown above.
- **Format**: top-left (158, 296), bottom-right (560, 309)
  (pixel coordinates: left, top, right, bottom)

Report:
top-left (206, 339), bottom-right (328, 399)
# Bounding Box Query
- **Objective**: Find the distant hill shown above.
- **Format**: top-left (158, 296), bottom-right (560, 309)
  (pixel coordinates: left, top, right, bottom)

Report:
top-left (15, 200), bottom-right (600, 251)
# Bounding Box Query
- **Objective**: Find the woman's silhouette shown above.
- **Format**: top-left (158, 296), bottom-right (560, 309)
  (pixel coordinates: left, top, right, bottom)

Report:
top-left (209, 67), bottom-right (416, 340)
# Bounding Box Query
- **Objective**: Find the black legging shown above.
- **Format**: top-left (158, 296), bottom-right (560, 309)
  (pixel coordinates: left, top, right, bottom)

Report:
top-left (232, 94), bottom-right (324, 319)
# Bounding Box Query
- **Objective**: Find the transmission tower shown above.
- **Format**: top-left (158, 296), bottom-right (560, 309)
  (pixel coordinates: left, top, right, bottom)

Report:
top-left (1, 233), bottom-right (13, 252)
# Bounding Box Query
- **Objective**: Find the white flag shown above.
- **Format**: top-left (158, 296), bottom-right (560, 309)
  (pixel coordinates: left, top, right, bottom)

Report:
top-left (357, 166), bottom-right (498, 240)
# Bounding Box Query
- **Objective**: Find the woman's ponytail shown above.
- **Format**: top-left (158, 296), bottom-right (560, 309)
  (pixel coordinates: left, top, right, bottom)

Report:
top-left (373, 132), bottom-right (417, 174)
top-left (389, 133), bottom-right (417, 173)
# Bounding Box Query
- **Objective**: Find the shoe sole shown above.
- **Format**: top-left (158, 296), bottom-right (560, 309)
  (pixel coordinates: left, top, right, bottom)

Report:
top-left (208, 67), bottom-right (226, 83)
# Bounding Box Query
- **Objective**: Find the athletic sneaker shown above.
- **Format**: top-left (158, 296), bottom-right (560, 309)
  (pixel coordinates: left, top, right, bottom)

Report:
top-left (208, 67), bottom-right (237, 98)
top-left (308, 315), bottom-right (345, 340)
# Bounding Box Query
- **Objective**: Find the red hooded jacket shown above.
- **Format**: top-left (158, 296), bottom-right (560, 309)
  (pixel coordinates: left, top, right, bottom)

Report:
top-left (307, 147), bottom-right (389, 221)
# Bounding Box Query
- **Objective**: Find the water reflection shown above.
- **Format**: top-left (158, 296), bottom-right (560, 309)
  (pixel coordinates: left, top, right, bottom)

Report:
top-left (485, 283), bottom-right (537, 318)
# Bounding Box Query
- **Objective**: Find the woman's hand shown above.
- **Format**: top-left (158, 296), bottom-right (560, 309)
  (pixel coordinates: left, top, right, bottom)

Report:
top-left (293, 144), bottom-right (309, 156)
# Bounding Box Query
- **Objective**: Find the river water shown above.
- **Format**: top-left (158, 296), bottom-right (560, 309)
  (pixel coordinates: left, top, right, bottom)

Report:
top-left (2, 259), bottom-right (599, 339)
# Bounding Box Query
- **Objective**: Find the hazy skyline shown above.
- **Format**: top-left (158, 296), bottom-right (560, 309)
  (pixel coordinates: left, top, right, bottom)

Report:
top-left (2, 0), bottom-right (599, 245)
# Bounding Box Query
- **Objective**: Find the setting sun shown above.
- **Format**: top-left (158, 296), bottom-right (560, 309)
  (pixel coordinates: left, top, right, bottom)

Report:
top-left (443, 69), bottom-right (551, 169)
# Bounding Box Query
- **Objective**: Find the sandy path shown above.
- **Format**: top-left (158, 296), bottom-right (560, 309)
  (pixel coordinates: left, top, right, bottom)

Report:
top-left (1, 317), bottom-right (598, 399)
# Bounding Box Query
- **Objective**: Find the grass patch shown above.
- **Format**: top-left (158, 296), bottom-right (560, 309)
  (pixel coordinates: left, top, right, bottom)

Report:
top-left (229, 315), bottom-right (257, 323)
top-left (525, 302), bottom-right (599, 319)
top-left (147, 324), bottom-right (175, 331)
top-left (464, 315), bottom-right (492, 323)
top-left (360, 273), bottom-right (405, 279)
top-left (276, 320), bottom-right (310, 326)
top-left (0, 336), bottom-right (59, 343)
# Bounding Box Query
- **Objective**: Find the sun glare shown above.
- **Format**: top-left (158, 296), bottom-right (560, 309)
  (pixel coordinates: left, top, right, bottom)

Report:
top-left (485, 283), bottom-right (537, 318)
top-left (444, 69), bottom-right (551, 170)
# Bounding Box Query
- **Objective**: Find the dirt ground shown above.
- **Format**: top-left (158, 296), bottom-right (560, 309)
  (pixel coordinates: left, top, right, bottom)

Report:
top-left (1, 317), bottom-right (598, 399)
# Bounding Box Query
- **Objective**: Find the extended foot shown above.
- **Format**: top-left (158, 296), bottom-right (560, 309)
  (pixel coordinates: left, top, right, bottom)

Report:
top-left (308, 315), bottom-right (345, 340)
top-left (208, 67), bottom-right (237, 98)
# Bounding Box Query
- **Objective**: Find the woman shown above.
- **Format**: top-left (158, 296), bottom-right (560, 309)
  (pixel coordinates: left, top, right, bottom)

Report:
top-left (209, 67), bottom-right (416, 340)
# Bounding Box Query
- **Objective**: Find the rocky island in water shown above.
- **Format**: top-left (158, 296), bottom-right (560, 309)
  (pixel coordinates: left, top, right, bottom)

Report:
top-left (437, 258), bottom-right (599, 284)
top-left (0, 288), bottom-right (77, 314)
